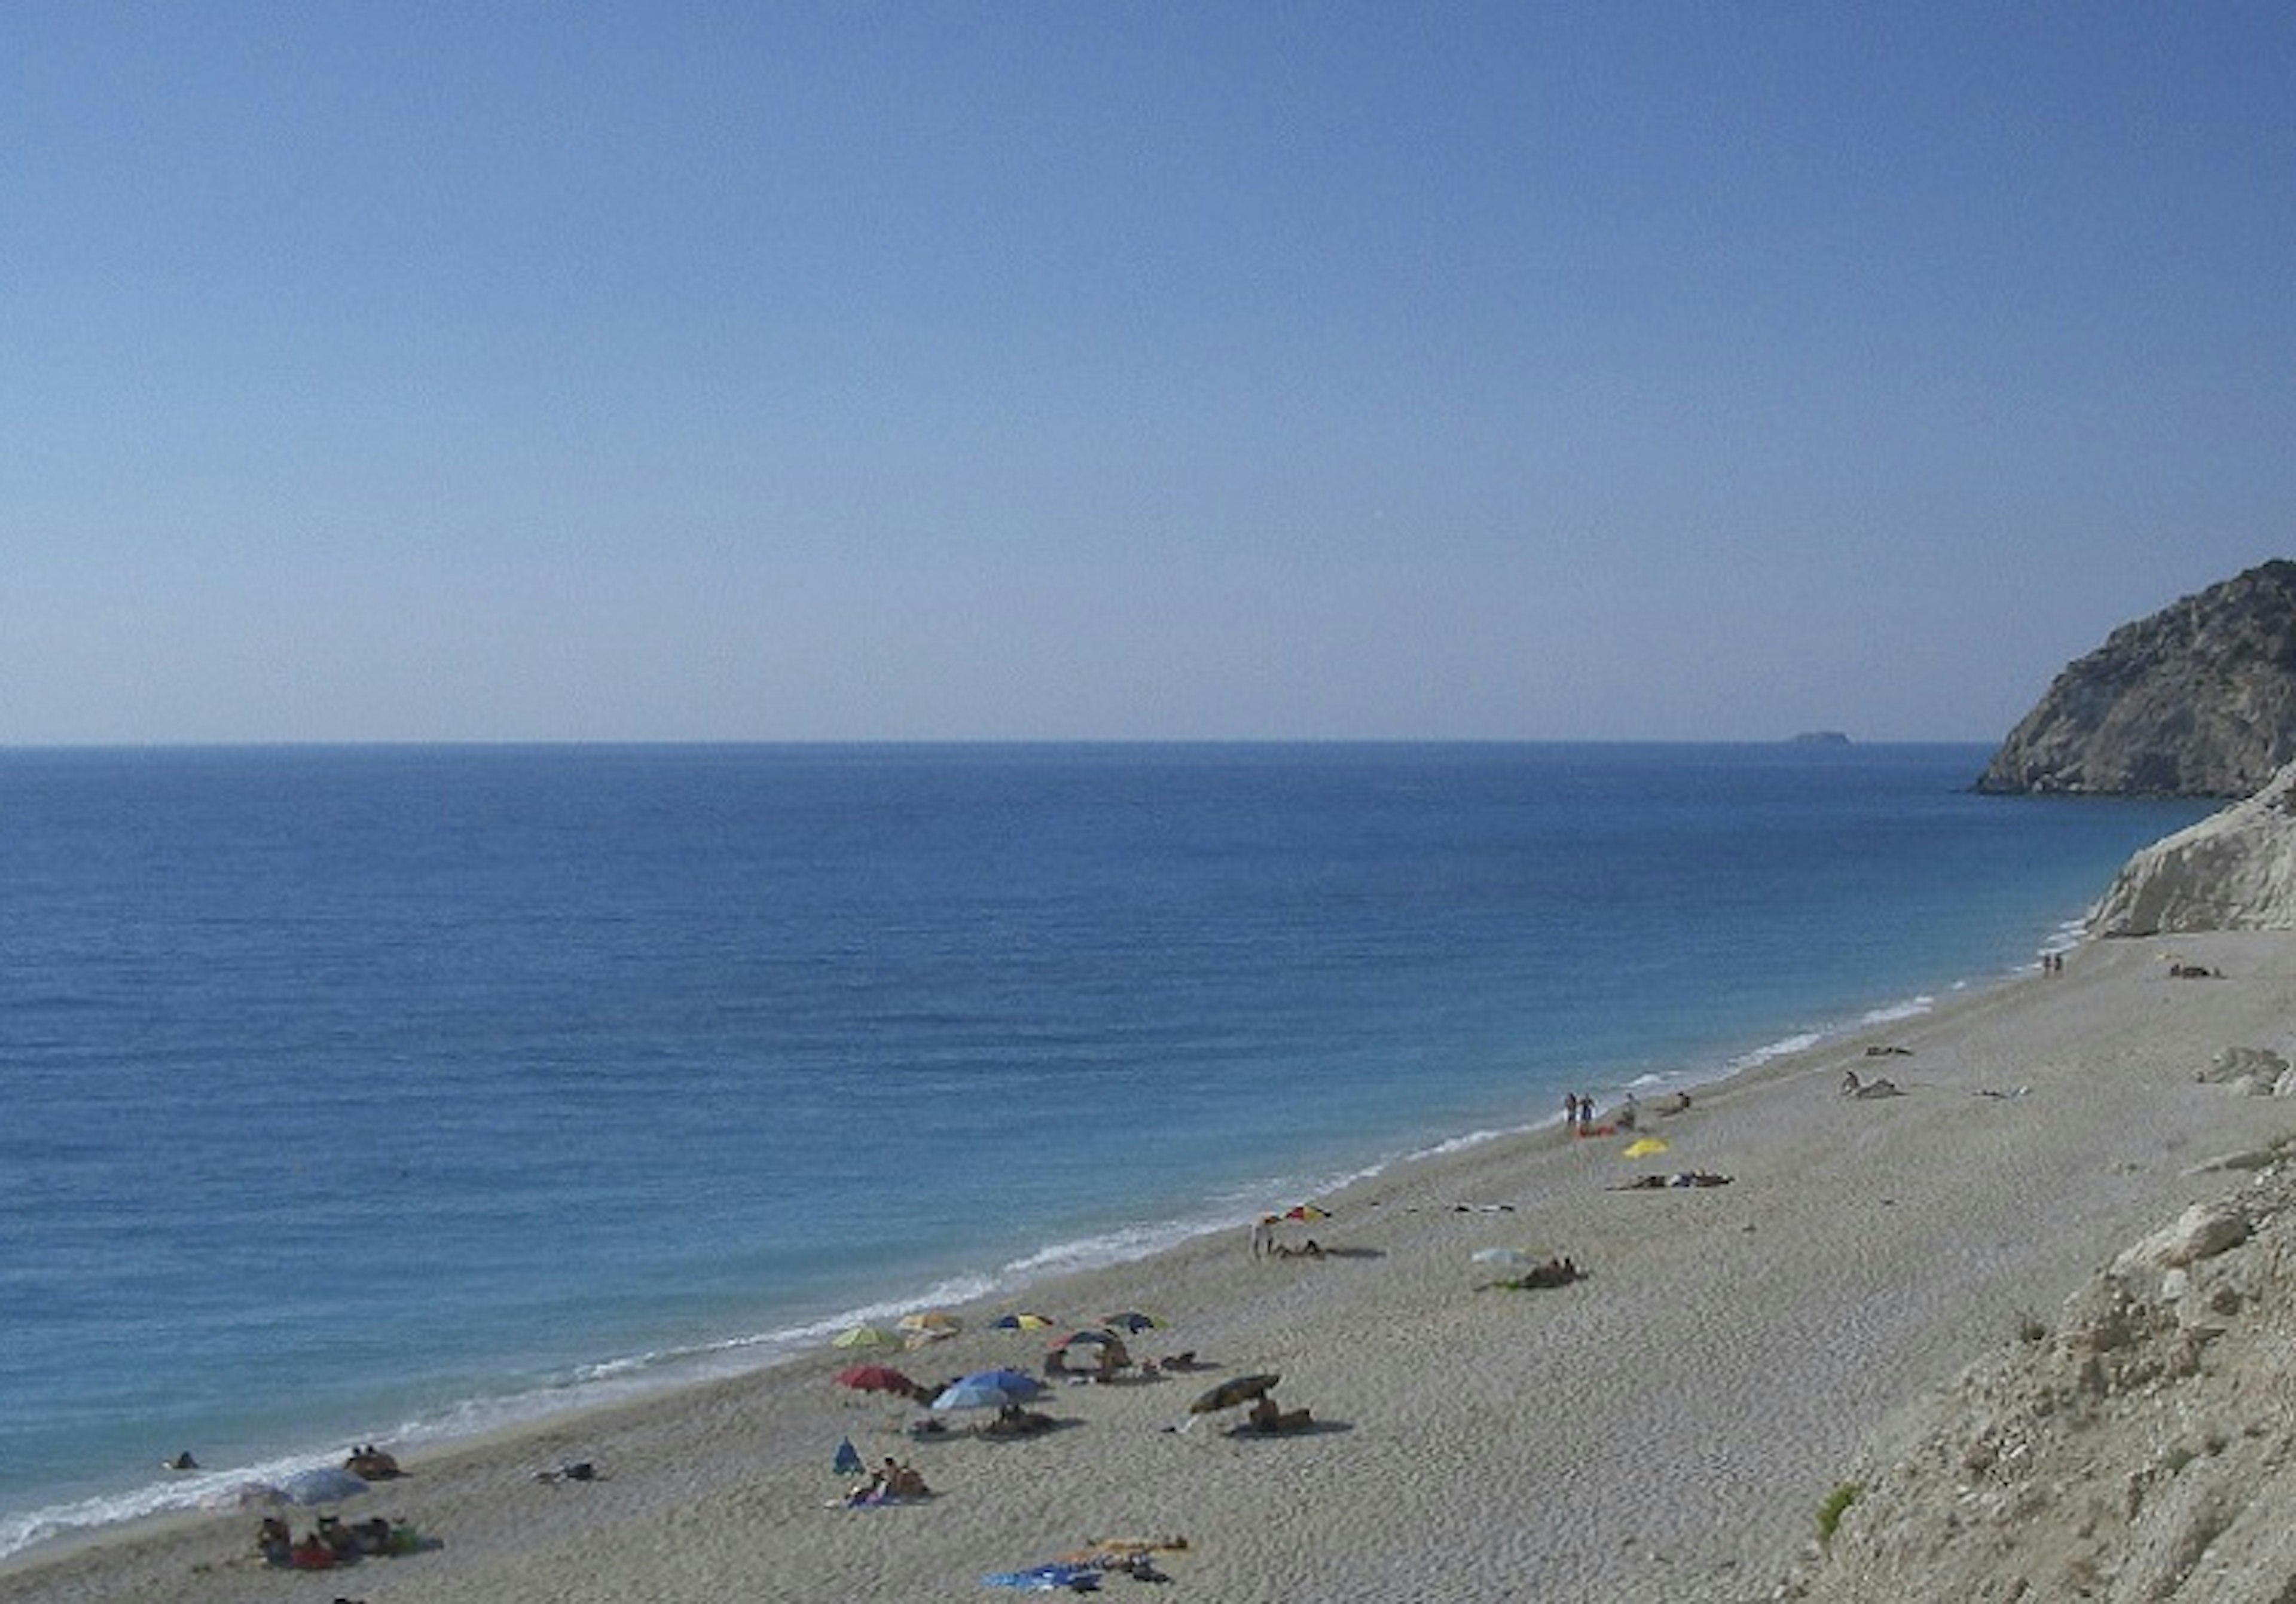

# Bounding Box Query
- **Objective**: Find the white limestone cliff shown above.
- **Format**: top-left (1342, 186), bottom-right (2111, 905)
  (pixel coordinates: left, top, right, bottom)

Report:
top-left (2089, 762), bottom-right (2296, 936)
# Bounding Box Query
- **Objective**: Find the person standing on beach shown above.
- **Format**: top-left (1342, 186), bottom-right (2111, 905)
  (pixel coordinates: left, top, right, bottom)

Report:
top-left (1250, 1215), bottom-right (1275, 1260)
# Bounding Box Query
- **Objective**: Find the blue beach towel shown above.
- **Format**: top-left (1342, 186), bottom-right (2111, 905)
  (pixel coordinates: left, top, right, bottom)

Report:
top-left (981, 1562), bottom-right (1101, 1591)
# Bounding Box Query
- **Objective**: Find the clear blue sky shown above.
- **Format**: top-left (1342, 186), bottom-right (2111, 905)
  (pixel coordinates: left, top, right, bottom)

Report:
top-left (6, 3), bottom-right (2292, 744)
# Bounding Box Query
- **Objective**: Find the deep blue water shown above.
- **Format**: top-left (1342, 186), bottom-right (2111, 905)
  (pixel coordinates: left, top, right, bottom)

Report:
top-left (0, 743), bottom-right (2209, 1556)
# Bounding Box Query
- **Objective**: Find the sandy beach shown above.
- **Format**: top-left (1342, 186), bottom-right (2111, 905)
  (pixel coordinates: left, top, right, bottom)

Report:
top-left (12, 930), bottom-right (2296, 1604)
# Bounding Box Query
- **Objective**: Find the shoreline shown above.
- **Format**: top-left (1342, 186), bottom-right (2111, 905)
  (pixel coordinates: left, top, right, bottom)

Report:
top-left (0, 939), bottom-right (2039, 1566)
top-left (0, 944), bottom-right (2032, 1568)
top-left (13, 931), bottom-right (2295, 1602)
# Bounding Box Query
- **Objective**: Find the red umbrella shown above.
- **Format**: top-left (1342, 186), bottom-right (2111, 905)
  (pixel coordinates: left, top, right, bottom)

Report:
top-left (835, 1364), bottom-right (918, 1395)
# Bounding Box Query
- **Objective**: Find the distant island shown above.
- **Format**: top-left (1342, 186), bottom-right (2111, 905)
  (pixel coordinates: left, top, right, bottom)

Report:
top-left (1790, 731), bottom-right (1852, 746)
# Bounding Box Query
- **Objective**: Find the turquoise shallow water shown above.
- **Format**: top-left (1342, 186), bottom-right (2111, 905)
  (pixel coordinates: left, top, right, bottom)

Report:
top-left (0, 743), bottom-right (2209, 1556)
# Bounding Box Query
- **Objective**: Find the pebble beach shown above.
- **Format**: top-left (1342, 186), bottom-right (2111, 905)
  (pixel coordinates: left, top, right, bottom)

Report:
top-left (11, 930), bottom-right (2294, 1604)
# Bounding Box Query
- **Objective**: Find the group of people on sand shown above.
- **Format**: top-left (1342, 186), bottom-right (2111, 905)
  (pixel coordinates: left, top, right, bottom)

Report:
top-left (981, 1401), bottom-right (1058, 1438)
top-left (1239, 1392), bottom-right (1315, 1435)
top-left (344, 1443), bottom-right (402, 1480)
top-left (257, 1513), bottom-right (423, 1570)
top-left (844, 1456), bottom-right (930, 1505)
top-left (1563, 1092), bottom-right (1608, 1130)
top-left (1251, 1217), bottom-right (1332, 1260)
top-left (1566, 1089), bottom-right (1693, 1132)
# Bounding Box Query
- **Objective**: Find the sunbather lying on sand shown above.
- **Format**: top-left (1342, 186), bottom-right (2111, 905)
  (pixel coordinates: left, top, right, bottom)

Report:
top-left (1236, 1395), bottom-right (1315, 1434)
top-left (982, 1404), bottom-right (1057, 1438)
top-left (1480, 1255), bottom-right (1582, 1291)
top-left (1610, 1172), bottom-right (1732, 1189)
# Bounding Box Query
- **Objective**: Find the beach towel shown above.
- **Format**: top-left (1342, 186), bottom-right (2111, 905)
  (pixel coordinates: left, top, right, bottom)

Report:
top-left (982, 1562), bottom-right (1101, 1590)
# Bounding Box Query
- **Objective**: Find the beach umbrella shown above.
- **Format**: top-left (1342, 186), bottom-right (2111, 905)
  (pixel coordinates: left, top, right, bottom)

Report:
top-left (1188, 1373), bottom-right (1280, 1414)
top-left (991, 1312), bottom-right (1054, 1331)
top-left (1283, 1203), bottom-right (1331, 1221)
top-left (831, 1325), bottom-right (895, 1349)
top-left (1100, 1311), bottom-right (1162, 1333)
top-left (932, 1379), bottom-right (1012, 1413)
top-left (932, 1369), bottom-right (1040, 1413)
top-left (276, 1466), bottom-right (368, 1507)
top-left (1048, 1328), bottom-right (1125, 1352)
top-left (1622, 1137), bottom-right (1670, 1159)
top-left (898, 1310), bottom-right (963, 1342)
top-left (834, 1364), bottom-right (918, 1395)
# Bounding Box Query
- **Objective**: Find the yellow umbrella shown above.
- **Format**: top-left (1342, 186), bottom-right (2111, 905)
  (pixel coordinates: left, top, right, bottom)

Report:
top-left (898, 1311), bottom-right (963, 1345)
top-left (1622, 1136), bottom-right (1671, 1159)
top-left (831, 1325), bottom-right (895, 1349)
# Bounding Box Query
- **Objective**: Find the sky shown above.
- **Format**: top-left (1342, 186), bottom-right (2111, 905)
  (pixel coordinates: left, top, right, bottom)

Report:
top-left (5, 3), bottom-right (2293, 745)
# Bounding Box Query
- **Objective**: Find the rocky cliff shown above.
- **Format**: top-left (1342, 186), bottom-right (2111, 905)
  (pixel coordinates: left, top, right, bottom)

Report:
top-left (2088, 762), bottom-right (2296, 936)
top-left (1778, 1144), bottom-right (2296, 1604)
top-left (1976, 560), bottom-right (2296, 798)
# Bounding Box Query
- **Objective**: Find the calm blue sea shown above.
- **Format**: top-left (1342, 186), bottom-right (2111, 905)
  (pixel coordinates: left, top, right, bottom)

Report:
top-left (0, 743), bottom-right (2209, 1557)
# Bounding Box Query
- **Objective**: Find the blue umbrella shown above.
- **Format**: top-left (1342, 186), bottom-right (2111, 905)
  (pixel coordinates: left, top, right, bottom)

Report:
top-left (931, 1369), bottom-right (1043, 1413)
top-left (932, 1379), bottom-right (1016, 1412)
top-left (276, 1466), bottom-right (369, 1506)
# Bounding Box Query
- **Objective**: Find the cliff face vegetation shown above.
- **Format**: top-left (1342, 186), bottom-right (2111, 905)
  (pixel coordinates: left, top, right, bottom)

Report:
top-left (1977, 561), bottom-right (2296, 799)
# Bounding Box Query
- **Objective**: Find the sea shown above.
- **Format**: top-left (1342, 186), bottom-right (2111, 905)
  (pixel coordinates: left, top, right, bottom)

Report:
top-left (0, 742), bottom-right (2211, 1559)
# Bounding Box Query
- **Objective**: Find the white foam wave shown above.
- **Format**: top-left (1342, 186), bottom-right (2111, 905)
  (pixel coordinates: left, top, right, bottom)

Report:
top-left (1860, 995), bottom-right (1936, 1027)
top-left (1399, 1125), bottom-right (1516, 1163)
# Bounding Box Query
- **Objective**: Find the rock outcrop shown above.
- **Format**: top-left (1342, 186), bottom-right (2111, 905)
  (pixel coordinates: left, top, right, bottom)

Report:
top-left (1976, 560), bottom-right (2296, 798)
top-left (2087, 761), bottom-right (2296, 935)
top-left (1778, 1145), bottom-right (2296, 1604)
